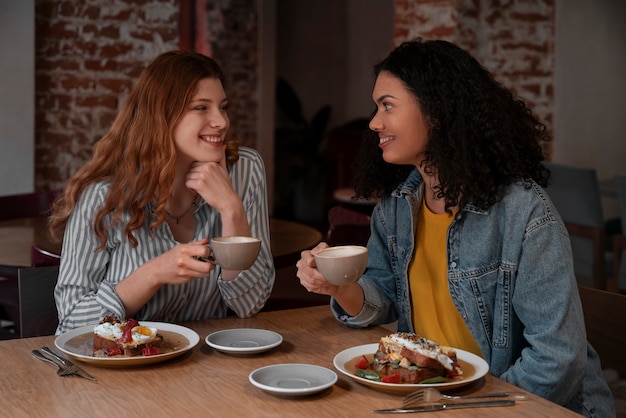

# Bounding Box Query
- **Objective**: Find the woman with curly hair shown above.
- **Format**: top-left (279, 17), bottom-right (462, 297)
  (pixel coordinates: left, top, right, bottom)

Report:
top-left (296, 39), bottom-right (613, 416)
top-left (51, 50), bottom-right (274, 333)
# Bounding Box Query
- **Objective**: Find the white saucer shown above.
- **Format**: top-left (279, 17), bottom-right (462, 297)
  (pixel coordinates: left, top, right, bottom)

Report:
top-left (249, 364), bottom-right (338, 396)
top-left (205, 328), bottom-right (282, 354)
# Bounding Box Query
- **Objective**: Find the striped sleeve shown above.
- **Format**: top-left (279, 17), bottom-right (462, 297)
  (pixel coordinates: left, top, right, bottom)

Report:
top-left (217, 147), bottom-right (275, 316)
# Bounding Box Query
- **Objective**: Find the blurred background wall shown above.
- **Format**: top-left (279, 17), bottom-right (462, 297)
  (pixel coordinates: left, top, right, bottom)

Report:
top-left (1, 0), bottom-right (623, 220)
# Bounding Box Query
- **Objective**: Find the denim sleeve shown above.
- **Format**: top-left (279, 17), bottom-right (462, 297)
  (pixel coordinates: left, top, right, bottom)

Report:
top-left (330, 203), bottom-right (401, 328)
top-left (499, 216), bottom-right (588, 404)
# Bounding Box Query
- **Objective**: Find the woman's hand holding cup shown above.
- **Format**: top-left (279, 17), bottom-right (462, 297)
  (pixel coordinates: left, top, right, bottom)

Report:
top-left (296, 243), bottom-right (368, 295)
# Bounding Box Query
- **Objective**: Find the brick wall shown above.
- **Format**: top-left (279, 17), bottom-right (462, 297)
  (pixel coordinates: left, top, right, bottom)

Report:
top-left (35, 0), bottom-right (180, 191)
top-left (35, 0), bottom-right (258, 192)
top-left (199, 0), bottom-right (258, 150)
top-left (393, 0), bottom-right (555, 140)
top-left (34, 0), bottom-right (554, 191)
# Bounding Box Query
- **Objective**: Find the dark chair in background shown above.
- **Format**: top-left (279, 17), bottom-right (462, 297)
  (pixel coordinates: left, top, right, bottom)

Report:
top-left (578, 285), bottom-right (626, 376)
top-left (0, 190), bottom-right (60, 221)
top-left (0, 265), bottom-right (20, 339)
top-left (326, 205), bottom-right (371, 247)
top-left (544, 162), bottom-right (611, 289)
top-left (0, 190), bottom-right (61, 336)
top-left (31, 244), bottom-right (61, 267)
top-left (611, 173), bottom-right (626, 292)
top-left (18, 266), bottom-right (59, 338)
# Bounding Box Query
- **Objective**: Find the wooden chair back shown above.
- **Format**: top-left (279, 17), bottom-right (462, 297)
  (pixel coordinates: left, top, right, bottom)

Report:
top-left (578, 285), bottom-right (626, 375)
top-left (18, 266), bottom-right (59, 338)
top-left (544, 162), bottom-right (609, 289)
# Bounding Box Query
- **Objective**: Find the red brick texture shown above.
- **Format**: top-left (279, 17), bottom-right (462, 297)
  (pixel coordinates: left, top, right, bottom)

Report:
top-left (35, 0), bottom-right (180, 191)
top-left (393, 0), bottom-right (555, 144)
top-left (34, 0), bottom-right (554, 191)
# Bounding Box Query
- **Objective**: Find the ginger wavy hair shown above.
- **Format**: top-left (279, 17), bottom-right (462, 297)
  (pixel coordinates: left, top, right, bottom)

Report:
top-left (49, 50), bottom-right (240, 249)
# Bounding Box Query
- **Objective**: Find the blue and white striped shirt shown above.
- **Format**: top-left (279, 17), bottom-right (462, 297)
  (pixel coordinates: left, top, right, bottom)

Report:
top-left (54, 147), bottom-right (275, 334)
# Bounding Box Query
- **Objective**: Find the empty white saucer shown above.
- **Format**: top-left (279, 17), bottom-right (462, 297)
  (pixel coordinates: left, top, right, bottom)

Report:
top-left (249, 363), bottom-right (338, 396)
top-left (205, 328), bottom-right (283, 354)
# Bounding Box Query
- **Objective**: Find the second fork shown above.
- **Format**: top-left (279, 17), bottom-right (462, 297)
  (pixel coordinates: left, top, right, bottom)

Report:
top-left (402, 387), bottom-right (527, 407)
top-left (31, 349), bottom-right (78, 376)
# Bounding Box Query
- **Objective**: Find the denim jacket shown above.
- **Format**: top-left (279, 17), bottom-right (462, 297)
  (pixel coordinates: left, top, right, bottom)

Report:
top-left (331, 169), bottom-right (614, 417)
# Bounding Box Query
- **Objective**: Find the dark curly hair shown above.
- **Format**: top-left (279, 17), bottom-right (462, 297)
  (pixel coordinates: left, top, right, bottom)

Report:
top-left (352, 38), bottom-right (551, 212)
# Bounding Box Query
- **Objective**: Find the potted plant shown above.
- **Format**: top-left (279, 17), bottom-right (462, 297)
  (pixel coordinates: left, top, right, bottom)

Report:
top-left (274, 78), bottom-right (332, 222)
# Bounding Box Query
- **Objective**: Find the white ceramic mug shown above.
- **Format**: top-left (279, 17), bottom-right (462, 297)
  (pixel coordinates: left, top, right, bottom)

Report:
top-left (204, 236), bottom-right (261, 270)
top-left (313, 245), bottom-right (368, 286)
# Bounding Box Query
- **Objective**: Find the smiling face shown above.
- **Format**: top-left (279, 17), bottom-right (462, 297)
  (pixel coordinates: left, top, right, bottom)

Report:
top-left (173, 77), bottom-right (230, 164)
top-left (369, 71), bottom-right (430, 168)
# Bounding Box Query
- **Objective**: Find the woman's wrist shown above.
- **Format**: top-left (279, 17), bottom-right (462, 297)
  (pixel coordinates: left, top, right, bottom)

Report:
top-left (333, 283), bottom-right (365, 316)
top-left (219, 203), bottom-right (250, 236)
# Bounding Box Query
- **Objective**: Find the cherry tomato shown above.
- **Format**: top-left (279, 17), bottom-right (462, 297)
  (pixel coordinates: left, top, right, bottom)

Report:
top-left (381, 374), bottom-right (402, 384)
top-left (355, 354), bottom-right (369, 369)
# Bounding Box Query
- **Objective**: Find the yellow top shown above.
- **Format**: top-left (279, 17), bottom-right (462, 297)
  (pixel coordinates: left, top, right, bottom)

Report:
top-left (409, 200), bottom-right (483, 357)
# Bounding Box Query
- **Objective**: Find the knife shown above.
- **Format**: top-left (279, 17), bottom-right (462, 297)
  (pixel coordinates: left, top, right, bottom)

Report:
top-left (373, 399), bottom-right (516, 413)
top-left (41, 346), bottom-right (97, 382)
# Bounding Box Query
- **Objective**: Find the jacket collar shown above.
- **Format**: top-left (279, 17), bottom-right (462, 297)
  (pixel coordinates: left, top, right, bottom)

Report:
top-left (391, 168), bottom-right (422, 198)
top-left (391, 167), bottom-right (489, 215)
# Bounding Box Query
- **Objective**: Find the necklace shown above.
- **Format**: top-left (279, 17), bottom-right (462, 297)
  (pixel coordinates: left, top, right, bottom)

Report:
top-left (165, 194), bottom-right (198, 225)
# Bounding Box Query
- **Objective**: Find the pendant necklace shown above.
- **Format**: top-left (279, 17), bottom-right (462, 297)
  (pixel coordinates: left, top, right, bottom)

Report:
top-left (165, 194), bottom-right (198, 225)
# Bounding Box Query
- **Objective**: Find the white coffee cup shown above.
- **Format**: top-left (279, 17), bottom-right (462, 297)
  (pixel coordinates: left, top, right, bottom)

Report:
top-left (314, 245), bottom-right (368, 286)
top-left (205, 236), bottom-right (261, 270)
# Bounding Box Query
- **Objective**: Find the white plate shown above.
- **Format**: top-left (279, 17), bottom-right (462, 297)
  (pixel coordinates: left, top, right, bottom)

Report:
top-left (54, 321), bottom-right (200, 367)
top-left (333, 343), bottom-right (489, 393)
top-left (249, 363), bottom-right (338, 396)
top-left (205, 328), bottom-right (282, 354)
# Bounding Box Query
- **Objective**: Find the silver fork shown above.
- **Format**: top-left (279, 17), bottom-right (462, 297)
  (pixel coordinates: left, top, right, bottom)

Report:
top-left (31, 349), bottom-right (79, 377)
top-left (402, 387), bottom-right (527, 407)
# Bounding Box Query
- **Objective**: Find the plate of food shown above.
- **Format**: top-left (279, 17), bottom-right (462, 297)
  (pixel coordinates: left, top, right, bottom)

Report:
top-left (333, 333), bottom-right (489, 393)
top-left (249, 363), bottom-right (338, 397)
top-left (205, 328), bottom-right (283, 355)
top-left (54, 317), bottom-right (200, 367)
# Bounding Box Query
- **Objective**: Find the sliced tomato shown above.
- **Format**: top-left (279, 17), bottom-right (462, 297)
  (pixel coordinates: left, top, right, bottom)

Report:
top-left (381, 373), bottom-right (402, 384)
top-left (142, 345), bottom-right (163, 356)
top-left (355, 354), bottom-right (369, 369)
top-left (104, 347), bottom-right (122, 357)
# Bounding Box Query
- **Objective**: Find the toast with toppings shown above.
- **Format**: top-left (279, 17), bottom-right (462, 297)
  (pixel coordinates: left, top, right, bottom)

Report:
top-left (373, 332), bottom-right (462, 383)
top-left (93, 316), bottom-right (163, 357)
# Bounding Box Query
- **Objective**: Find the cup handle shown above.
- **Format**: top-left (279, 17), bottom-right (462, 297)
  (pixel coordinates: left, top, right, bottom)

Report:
top-left (198, 245), bottom-right (216, 263)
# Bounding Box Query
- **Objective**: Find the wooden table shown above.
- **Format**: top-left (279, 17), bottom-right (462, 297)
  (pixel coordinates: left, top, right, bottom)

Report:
top-left (269, 218), bottom-right (322, 267)
top-left (0, 217), bottom-right (60, 266)
top-left (0, 306), bottom-right (580, 417)
top-left (0, 217), bottom-right (322, 267)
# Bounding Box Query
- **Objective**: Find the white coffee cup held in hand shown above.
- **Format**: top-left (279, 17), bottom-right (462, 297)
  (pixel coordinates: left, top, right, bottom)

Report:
top-left (203, 236), bottom-right (262, 270)
top-left (313, 245), bottom-right (368, 286)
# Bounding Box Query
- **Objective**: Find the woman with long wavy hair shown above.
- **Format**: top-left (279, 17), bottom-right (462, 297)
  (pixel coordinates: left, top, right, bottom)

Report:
top-left (296, 39), bottom-right (613, 417)
top-left (51, 50), bottom-right (274, 333)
